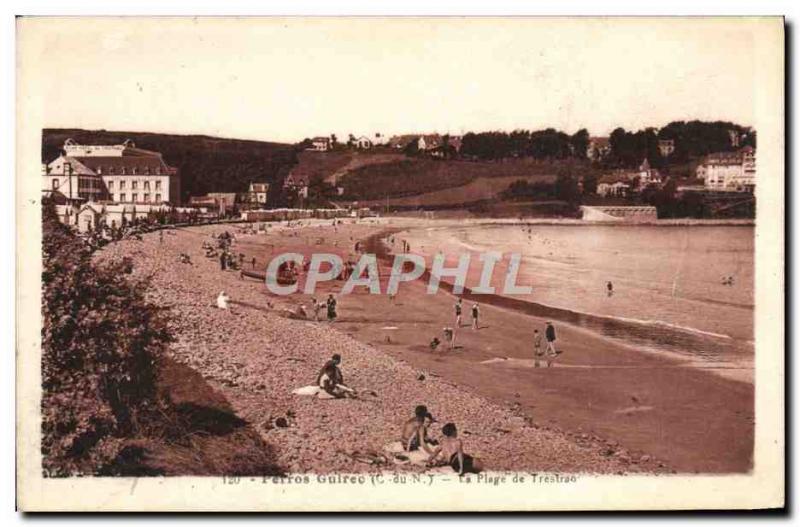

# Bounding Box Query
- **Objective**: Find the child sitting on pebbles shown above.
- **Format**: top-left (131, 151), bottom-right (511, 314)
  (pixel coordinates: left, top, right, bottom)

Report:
top-left (400, 405), bottom-right (437, 454)
top-left (427, 423), bottom-right (483, 475)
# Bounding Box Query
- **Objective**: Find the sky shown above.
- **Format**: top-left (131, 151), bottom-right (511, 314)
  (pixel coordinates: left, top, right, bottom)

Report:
top-left (20, 17), bottom-right (759, 144)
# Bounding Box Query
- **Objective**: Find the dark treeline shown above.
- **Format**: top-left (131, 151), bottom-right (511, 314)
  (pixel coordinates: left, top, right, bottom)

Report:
top-left (456, 121), bottom-right (754, 168)
top-left (43, 129), bottom-right (299, 205)
top-left (609, 121), bottom-right (756, 168)
top-left (460, 129), bottom-right (589, 161)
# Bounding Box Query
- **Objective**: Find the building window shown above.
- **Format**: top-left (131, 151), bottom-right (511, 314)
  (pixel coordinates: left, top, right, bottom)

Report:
top-left (120, 193), bottom-right (126, 202)
top-left (132, 193), bottom-right (138, 202)
top-left (96, 167), bottom-right (103, 175)
top-left (155, 166), bottom-right (161, 175)
top-left (155, 193), bottom-right (162, 202)
top-left (120, 181), bottom-right (126, 190)
top-left (155, 181), bottom-right (162, 190)
top-left (107, 181), bottom-right (114, 190)
top-left (144, 193), bottom-right (150, 202)
top-left (108, 166), bottom-right (115, 175)
top-left (120, 168), bottom-right (126, 175)
top-left (132, 181), bottom-right (138, 190)
top-left (144, 181), bottom-right (150, 190)
top-left (132, 167), bottom-right (137, 175)
top-left (51, 179), bottom-right (59, 189)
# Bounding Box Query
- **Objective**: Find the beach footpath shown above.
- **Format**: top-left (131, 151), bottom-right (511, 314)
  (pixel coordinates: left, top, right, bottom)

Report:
top-left (93, 223), bottom-right (664, 475)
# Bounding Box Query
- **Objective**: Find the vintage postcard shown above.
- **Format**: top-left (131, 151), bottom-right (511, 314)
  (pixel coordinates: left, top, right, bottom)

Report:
top-left (16, 17), bottom-right (784, 511)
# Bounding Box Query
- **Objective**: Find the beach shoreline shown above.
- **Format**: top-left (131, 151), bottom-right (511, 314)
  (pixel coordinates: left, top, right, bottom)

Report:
top-left (96, 218), bottom-right (753, 474)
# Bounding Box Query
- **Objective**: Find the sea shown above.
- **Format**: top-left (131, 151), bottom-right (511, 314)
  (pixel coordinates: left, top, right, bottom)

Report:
top-left (401, 222), bottom-right (754, 378)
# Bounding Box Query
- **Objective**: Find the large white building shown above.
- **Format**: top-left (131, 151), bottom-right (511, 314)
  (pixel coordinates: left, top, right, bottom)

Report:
top-left (697, 146), bottom-right (756, 193)
top-left (43, 139), bottom-right (180, 204)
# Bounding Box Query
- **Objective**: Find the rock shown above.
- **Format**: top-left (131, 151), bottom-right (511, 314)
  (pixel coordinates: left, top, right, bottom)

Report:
top-left (274, 417), bottom-right (289, 428)
top-left (640, 454), bottom-right (651, 463)
top-left (417, 374), bottom-right (425, 381)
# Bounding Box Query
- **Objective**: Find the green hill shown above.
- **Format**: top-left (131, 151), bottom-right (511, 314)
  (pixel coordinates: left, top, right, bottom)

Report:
top-left (337, 157), bottom-right (597, 201)
top-left (42, 128), bottom-right (298, 204)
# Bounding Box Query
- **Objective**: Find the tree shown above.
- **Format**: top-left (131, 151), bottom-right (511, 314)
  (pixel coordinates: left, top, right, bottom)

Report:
top-left (582, 174), bottom-right (598, 195)
top-left (403, 137), bottom-right (419, 157)
top-left (571, 128), bottom-right (590, 159)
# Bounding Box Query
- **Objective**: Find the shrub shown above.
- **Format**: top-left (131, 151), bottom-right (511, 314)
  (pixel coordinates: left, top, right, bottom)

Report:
top-left (41, 202), bottom-right (171, 476)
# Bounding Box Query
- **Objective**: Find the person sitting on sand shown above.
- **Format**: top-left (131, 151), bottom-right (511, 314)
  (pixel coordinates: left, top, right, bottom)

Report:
top-left (427, 422), bottom-right (482, 475)
top-left (315, 354), bottom-right (354, 398)
top-left (293, 304), bottom-right (308, 320)
top-left (401, 405), bottom-right (436, 454)
top-left (430, 337), bottom-right (441, 350)
top-left (216, 291), bottom-right (230, 310)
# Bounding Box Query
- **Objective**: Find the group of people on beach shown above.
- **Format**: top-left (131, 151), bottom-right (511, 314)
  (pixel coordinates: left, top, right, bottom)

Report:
top-left (311, 353), bottom-right (480, 475)
top-left (400, 404), bottom-right (482, 475)
top-left (431, 298), bottom-right (481, 351)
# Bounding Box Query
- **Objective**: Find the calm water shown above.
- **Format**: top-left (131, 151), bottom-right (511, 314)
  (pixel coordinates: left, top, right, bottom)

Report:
top-left (403, 223), bottom-right (754, 366)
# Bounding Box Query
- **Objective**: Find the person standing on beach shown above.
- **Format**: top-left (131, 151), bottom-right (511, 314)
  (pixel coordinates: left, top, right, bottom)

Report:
top-left (471, 303), bottom-right (479, 330)
top-left (455, 298), bottom-right (463, 327)
top-left (310, 297), bottom-right (321, 321)
top-left (545, 321), bottom-right (558, 366)
top-left (159, 230), bottom-right (163, 244)
top-left (219, 251), bottom-right (227, 271)
top-left (326, 293), bottom-right (338, 323)
top-left (607, 281), bottom-right (614, 297)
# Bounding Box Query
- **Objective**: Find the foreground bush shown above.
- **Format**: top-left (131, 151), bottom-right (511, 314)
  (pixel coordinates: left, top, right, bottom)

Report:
top-left (41, 203), bottom-right (171, 476)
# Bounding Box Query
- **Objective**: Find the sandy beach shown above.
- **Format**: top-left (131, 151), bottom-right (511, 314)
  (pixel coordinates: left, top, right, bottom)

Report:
top-left (95, 217), bottom-right (752, 474)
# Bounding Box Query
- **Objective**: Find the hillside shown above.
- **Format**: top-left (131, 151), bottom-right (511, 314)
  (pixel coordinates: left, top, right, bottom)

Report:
top-left (354, 175), bottom-right (557, 208)
top-left (42, 129), bottom-right (297, 204)
top-left (337, 157), bottom-right (597, 201)
top-left (290, 150), bottom-right (407, 185)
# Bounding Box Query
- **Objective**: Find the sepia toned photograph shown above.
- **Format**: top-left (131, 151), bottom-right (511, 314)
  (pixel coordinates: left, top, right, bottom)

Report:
top-left (15, 16), bottom-right (784, 511)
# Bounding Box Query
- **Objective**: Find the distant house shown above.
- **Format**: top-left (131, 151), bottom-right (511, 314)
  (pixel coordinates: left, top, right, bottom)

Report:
top-left (308, 137), bottom-right (332, 152)
top-left (388, 135), bottom-right (420, 150)
top-left (417, 134), bottom-right (443, 151)
top-left (586, 137), bottom-right (611, 161)
top-left (188, 196), bottom-right (218, 208)
top-left (248, 182), bottom-right (270, 205)
top-left (596, 174), bottom-right (631, 197)
top-left (187, 193), bottom-right (238, 214)
top-left (76, 202), bottom-right (104, 232)
top-left (354, 136), bottom-right (373, 150)
top-left (637, 158), bottom-right (662, 189)
top-left (728, 129), bottom-right (742, 148)
top-left (697, 146), bottom-right (756, 193)
top-left (43, 139), bottom-right (180, 205)
top-left (658, 139), bottom-right (675, 157)
top-left (283, 173), bottom-right (309, 199)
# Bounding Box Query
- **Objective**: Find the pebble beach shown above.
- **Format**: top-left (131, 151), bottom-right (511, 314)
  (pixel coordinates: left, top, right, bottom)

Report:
top-left (94, 221), bottom-right (668, 475)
